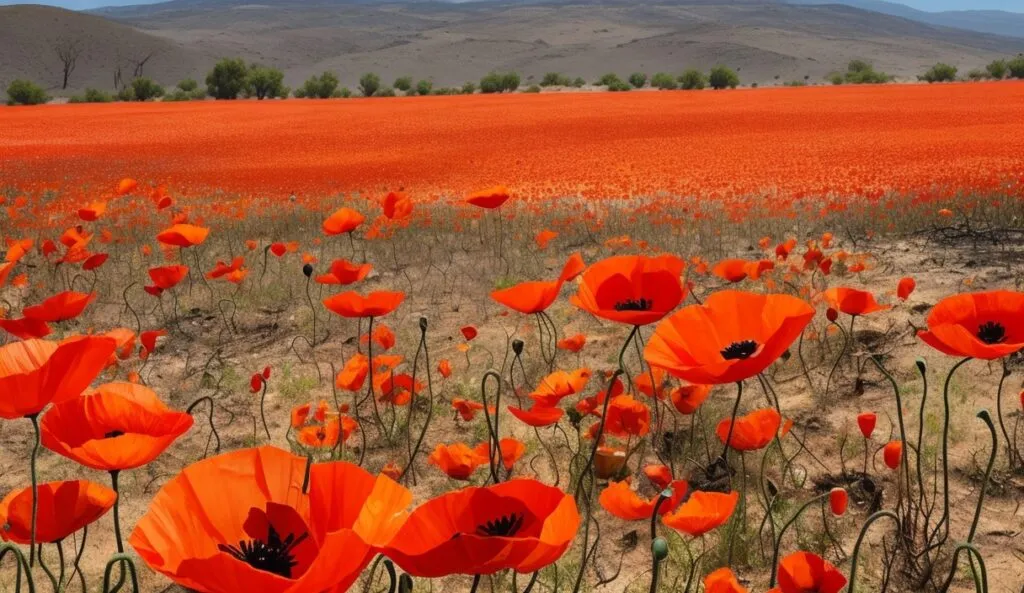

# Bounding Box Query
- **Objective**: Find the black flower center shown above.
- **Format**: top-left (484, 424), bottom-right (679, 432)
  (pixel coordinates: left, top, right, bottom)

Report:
top-left (476, 513), bottom-right (524, 537)
top-left (720, 340), bottom-right (759, 360)
top-left (977, 321), bottom-right (1006, 345)
top-left (104, 430), bottom-right (125, 439)
top-left (218, 525), bottom-right (308, 578)
top-left (614, 298), bottom-right (653, 312)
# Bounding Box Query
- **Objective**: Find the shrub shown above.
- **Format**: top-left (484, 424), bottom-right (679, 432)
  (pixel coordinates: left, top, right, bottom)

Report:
top-left (540, 72), bottom-right (571, 87)
top-left (827, 72), bottom-right (844, 85)
top-left (297, 72), bottom-right (340, 99)
top-left (415, 79), bottom-right (433, 96)
top-left (462, 81), bottom-right (476, 94)
top-left (985, 59), bottom-right (1007, 80)
top-left (480, 72), bottom-right (519, 93)
top-left (116, 86), bottom-right (135, 101)
top-left (501, 72), bottom-right (520, 92)
top-left (572, 77), bottom-right (586, 88)
top-left (966, 69), bottom-right (988, 81)
top-left (206, 58), bottom-right (249, 99)
top-left (843, 60), bottom-right (892, 84)
top-left (1008, 55), bottom-right (1024, 79)
top-left (247, 65), bottom-right (286, 99)
top-left (596, 73), bottom-right (621, 86)
top-left (334, 87), bottom-right (352, 98)
top-left (607, 79), bottom-right (631, 92)
top-left (393, 76), bottom-right (412, 91)
top-left (650, 72), bottom-right (677, 90)
top-left (628, 72), bottom-right (647, 88)
top-left (6, 79), bottom-right (48, 105)
top-left (359, 72), bottom-right (381, 97)
top-left (373, 87), bottom-right (394, 97)
top-left (178, 78), bottom-right (198, 92)
top-left (678, 69), bottom-right (707, 90)
top-left (131, 77), bottom-right (164, 101)
top-left (524, 84), bottom-right (541, 93)
top-left (783, 80), bottom-right (807, 87)
top-left (708, 66), bottom-right (739, 89)
top-left (69, 87), bottom-right (113, 103)
top-left (920, 63), bottom-right (957, 83)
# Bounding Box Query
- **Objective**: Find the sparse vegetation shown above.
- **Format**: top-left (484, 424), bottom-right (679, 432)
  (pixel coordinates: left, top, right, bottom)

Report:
top-left (678, 69), bottom-right (707, 90)
top-left (708, 65), bottom-right (740, 89)
top-left (919, 63), bottom-right (957, 83)
top-left (6, 79), bottom-right (49, 105)
top-left (540, 72), bottom-right (572, 87)
top-left (479, 71), bottom-right (520, 94)
top-left (524, 84), bottom-right (541, 93)
top-left (461, 81), bottom-right (476, 94)
top-left (68, 88), bottom-right (114, 103)
top-left (650, 72), bottom-right (678, 90)
top-left (206, 58), bottom-right (249, 100)
top-left (965, 68), bottom-right (988, 82)
top-left (837, 60), bottom-right (893, 84)
top-left (373, 87), bottom-right (395, 97)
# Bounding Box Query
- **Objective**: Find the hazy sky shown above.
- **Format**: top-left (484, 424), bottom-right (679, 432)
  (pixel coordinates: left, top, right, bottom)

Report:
top-left (1, 0), bottom-right (1021, 12)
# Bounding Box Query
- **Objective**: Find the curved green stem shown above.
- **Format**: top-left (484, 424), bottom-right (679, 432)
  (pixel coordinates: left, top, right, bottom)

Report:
top-left (0, 543), bottom-right (34, 593)
top-left (102, 554), bottom-right (139, 593)
top-left (769, 491), bottom-right (830, 586)
top-left (480, 370), bottom-right (503, 484)
top-left (28, 414), bottom-right (40, 567)
top-left (847, 510), bottom-right (900, 592)
top-left (968, 410), bottom-right (997, 543)
top-left (718, 381), bottom-right (744, 462)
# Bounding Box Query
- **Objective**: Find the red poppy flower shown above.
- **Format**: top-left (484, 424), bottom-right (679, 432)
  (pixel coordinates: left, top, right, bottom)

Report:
top-left (491, 253), bottom-right (586, 314)
top-left (557, 334), bottom-right (586, 353)
top-left (298, 420), bottom-right (341, 449)
top-left (474, 438), bottom-right (526, 472)
top-left (291, 404), bottom-right (311, 429)
top-left (897, 277), bottom-right (916, 301)
top-left (829, 488), bottom-right (848, 516)
top-left (643, 464), bottom-right (672, 490)
top-left (315, 260), bottom-right (372, 285)
top-left (382, 479), bottom-right (578, 576)
top-left (428, 443), bottom-right (487, 480)
top-left (140, 329), bottom-right (167, 358)
top-left (360, 324), bottom-right (395, 350)
top-left (0, 317), bottom-right (52, 340)
top-left (776, 551), bottom-right (847, 593)
top-left (438, 359), bottom-right (452, 378)
top-left (208, 257), bottom-right (245, 280)
top-left (604, 395), bottom-right (651, 437)
top-left (705, 568), bottom-right (749, 593)
top-left (508, 404), bottom-right (563, 427)
top-left (269, 242), bottom-right (287, 257)
top-left (646, 291), bottom-right (814, 385)
top-left (856, 412), bottom-right (876, 439)
top-left (335, 354), bottom-right (369, 391)
top-left (571, 255), bottom-right (685, 326)
top-left (634, 366), bottom-right (667, 399)
top-left (823, 287), bottom-right (890, 317)
top-left (382, 191), bottom-right (413, 220)
top-left (670, 384), bottom-right (712, 415)
top-left (323, 291), bottom-right (404, 318)
top-left (716, 408), bottom-right (781, 451)
top-left (83, 253), bottom-right (109, 271)
top-left (452, 398), bottom-right (485, 421)
top-left (883, 441), bottom-right (902, 469)
top-left (104, 328), bottom-right (136, 361)
top-left (529, 368), bottom-right (591, 407)
top-left (0, 336), bottom-right (116, 419)
top-left (712, 259), bottom-right (752, 283)
top-left (917, 291), bottom-right (1024, 359)
top-left (662, 490), bottom-right (739, 537)
top-left (130, 446), bottom-right (411, 593)
top-left (322, 207), bottom-right (366, 235)
top-left (23, 291), bottom-right (96, 323)
top-left (41, 382), bottom-right (194, 471)
top-left (599, 479), bottom-right (688, 521)
top-left (535, 229), bottom-right (557, 249)
top-left (157, 224), bottom-right (209, 248)
top-left (466, 186), bottom-right (511, 209)
top-left (149, 265), bottom-right (189, 290)
top-left (0, 480), bottom-right (116, 544)
top-left (461, 326), bottom-right (478, 341)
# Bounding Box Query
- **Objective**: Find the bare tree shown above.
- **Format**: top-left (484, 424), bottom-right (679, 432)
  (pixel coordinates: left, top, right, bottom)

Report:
top-left (54, 37), bottom-right (83, 90)
top-left (131, 51), bottom-right (157, 79)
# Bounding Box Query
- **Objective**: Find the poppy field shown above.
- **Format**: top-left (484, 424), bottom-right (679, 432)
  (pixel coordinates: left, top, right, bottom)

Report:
top-left (1, 83), bottom-right (1024, 593)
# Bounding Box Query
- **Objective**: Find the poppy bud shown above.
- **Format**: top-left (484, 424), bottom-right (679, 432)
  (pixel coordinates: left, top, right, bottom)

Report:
top-left (419, 317), bottom-right (428, 331)
top-left (829, 488), bottom-right (848, 516)
top-left (883, 440), bottom-right (902, 469)
top-left (1020, 389), bottom-right (1024, 411)
top-left (826, 308), bottom-right (838, 323)
top-left (262, 366), bottom-right (271, 380)
top-left (856, 412), bottom-right (876, 439)
top-left (652, 537), bottom-right (669, 561)
top-left (303, 263), bottom-right (313, 277)
top-left (512, 339), bottom-right (524, 355)
top-left (915, 358), bottom-right (926, 375)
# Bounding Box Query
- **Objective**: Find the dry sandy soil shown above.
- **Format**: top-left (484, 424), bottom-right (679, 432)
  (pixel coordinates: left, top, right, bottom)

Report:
top-left (2, 0), bottom-right (1023, 94)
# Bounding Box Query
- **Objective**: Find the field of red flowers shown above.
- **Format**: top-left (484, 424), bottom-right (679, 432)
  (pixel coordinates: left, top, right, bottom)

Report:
top-left (3, 82), bottom-right (1024, 202)
top-left (1, 84), bottom-right (1023, 593)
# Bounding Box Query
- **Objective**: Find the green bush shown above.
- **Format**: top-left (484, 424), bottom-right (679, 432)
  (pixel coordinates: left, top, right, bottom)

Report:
top-left (678, 69), bottom-right (707, 90)
top-left (502, 72), bottom-right (520, 92)
top-left (373, 87), bottom-right (395, 97)
top-left (827, 72), bottom-right (844, 85)
top-left (415, 79), bottom-right (433, 96)
top-left (178, 78), bottom-right (198, 92)
top-left (650, 72), bottom-right (677, 90)
top-left (206, 58), bottom-right (249, 99)
top-left (540, 72), bottom-right (571, 87)
top-left (920, 63), bottom-right (957, 83)
top-left (783, 80), bottom-right (807, 87)
top-left (393, 76), bottom-right (412, 91)
top-left (966, 69), bottom-right (988, 82)
top-left (985, 60), bottom-right (1007, 80)
top-left (334, 87), bottom-right (352, 99)
top-left (843, 60), bottom-right (891, 84)
top-left (359, 72), bottom-right (381, 97)
top-left (628, 72), bottom-right (647, 88)
top-left (596, 73), bottom-right (621, 86)
top-left (480, 71), bottom-right (520, 93)
top-left (524, 84), bottom-right (541, 93)
top-left (131, 77), bottom-right (164, 101)
top-left (607, 79), bottom-right (630, 91)
top-left (247, 65), bottom-right (286, 99)
top-left (572, 77), bottom-right (586, 88)
top-left (708, 66), bottom-right (739, 89)
top-left (296, 72), bottom-right (340, 99)
top-left (1008, 55), bottom-right (1024, 79)
top-left (462, 81), bottom-right (476, 94)
top-left (6, 79), bottom-right (48, 105)
top-left (69, 87), bottom-right (114, 103)
top-left (116, 86), bottom-right (135, 101)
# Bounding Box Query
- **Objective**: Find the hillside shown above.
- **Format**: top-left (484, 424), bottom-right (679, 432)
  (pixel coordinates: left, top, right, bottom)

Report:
top-left (785, 0), bottom-right (1024, 39)
top-left (2, 1), bottom-right (1022, 95)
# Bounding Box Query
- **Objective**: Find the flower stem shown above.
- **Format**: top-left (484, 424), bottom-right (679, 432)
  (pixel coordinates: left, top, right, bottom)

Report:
top-left (718, 381), bottom-right (744, 462)
top-left (28, 414), bottom-right (40, 568)
top-left (768, 491), bottom-right (830, 587)
top-left (847, 510), bottom-right (900, 592)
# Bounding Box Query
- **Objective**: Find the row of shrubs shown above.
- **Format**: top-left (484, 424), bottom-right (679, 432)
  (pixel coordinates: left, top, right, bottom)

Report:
top-left (918, 57), bottom-right (1024, 83)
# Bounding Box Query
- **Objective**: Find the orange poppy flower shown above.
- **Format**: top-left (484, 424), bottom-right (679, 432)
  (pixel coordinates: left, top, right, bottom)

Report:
top-left (41, 382), bottom-right (193, 471)
top-left (149, 265), bottom-right (189, 290)
top-left (897, 277), bottom-right (916, 301)
top-left (634, 366), bottom-right (667, 399)
top-left (428, 443), bottom-right (487, 480)
top-left (315, 259), bottom-right (372, 285)
top-left (557, 334), bottom-right (586, 353)
top-left (604, 395), bottom-right (651, 437)
top-left (917, 291), bottom-right (1024, 359)
top-left (0, 317), bottom-right (52, 340)
top-left (0, 480), bottom-right (116, 544)
top-left (23, 291), bottom-right (96, 322)
top-left (883, 441), bottom-right (902, 469)
top-left (823, 287), bottom-right (890, 317)
top-left (705, 568), bottom-right (749, 593)
top-left (335, 353), bottom-right (369, 392)
top-left (466, 185), bottom-right (510, 209)
top-left (380, 462), bottom-right (401, 482)
top-left (662, 490), bottom-right (739, 537)
top-left (712, 259), bottom-right (752, 283)
top-left (535, 229), bottom-right (558, 249)
top-left (452, 398), bottom-right (485, 421)
top-left (291, 404), bottom-right (311, 429)
top-left (207, 257), bottom-right (245, 280)
top-left (571, 255), bottom-right (685, 326)
top-left (377, 373), bottom-right (422, 406)
top-left (82, 252), bottom-right (109, 271)
top-left (599, 479), bottom-right (688, 521)
top-left (382, 479), bottom-right (578, 576)
top-left (643, 464), bottom-right (672, 490)
top-left (529, 368), bottom-right (591, 407)
top-left (645, 290), bottom-right (814, 385)
top-left (130, 446), bottom-right (411, 593)
top-left (508, 404), bottom-right (564, 427)
top-left (322, 207), bottom-right (365, 235)
top-left (438, 359), bottom-right (452, 378)
top-left (0, 336), bottom-right (115, 419)
top-left (474, 438), bottom-right (526, 472)
top-left (104, 328), bottom-right (136, 361)
top-left (156, 224), bottom-right (209, 247)
top-left (491, 253), bottom-right (585, 314)
top-left (856, 412), bottom-right (876, 439)
top-left (116, 178), bottom-right (137, 195)
top-left (776, 551), bottom-right (847, 593)
top-left (140, 329), bottom-right (166, 358)
top-left (78, 201), bottom-right (107, 222)
top-left (361, 324), bottom-right (396, 350)
top-left (298, 420), bottom-right (341, 449)
top-left (323, 291), bottom-right (404, 318)
top-left (670, 384), bottom-right (712, 415)
top-left (382, 191), bottom-right (413, 220)
top-left (716, 408), bottom-right (782, 451)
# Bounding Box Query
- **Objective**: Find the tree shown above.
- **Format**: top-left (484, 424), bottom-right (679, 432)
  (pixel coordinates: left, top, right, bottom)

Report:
top-left (296, 72), bottom-right (340, 99)
top-left (920, 63), bottom-right (957, 83)
top-left (393, 76), bottom-right (412, 91)
top-left (708, 66), bottom-right (739, 89)
top-left (131, 77), bottom-right (164, 101)
top-left (178, 78), bottom-right (198, 92)
top-left (628, 72), bottom-right (647, 88)
top-left (1008, 55), bottom-right (1024, 79)
top-left (359, 72), bottom-right (381, 97)
top-left (247, 65), bottom-right (286, 99)
top-left (480, 72), bottom-right (520, 93)
top-left (501, 72), bottom-right (520, 92)
top-left (678, 69), bottom-right (707, 90)
top-left (843, 60), bottom-right (891, 84)
top-left (6, 79), bottom-right (49, 105)
top-left (54, 37), bottom-right (83, 90)
top-left (206, 58), bottom-right (249, 99)
top-left (462, 81), bottom-right (476, 94)
top-left (541, 72), bottom-right (571, 87)
top-left (415, 79), bottom-right (433, 96)
top-left (986, 59), bottom-right (1007, 80)
top-left (596, 73), bottom-right (621, 86)
top-left (650, 72), bottom-right (677, 90)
